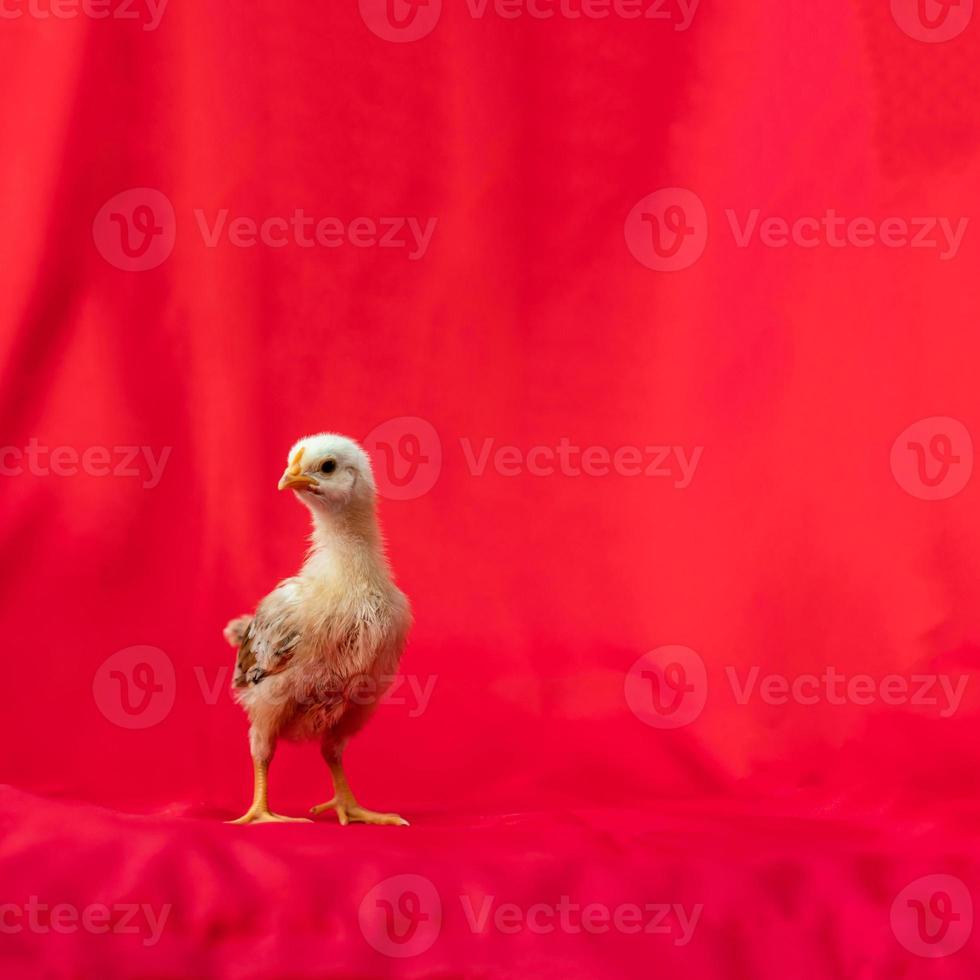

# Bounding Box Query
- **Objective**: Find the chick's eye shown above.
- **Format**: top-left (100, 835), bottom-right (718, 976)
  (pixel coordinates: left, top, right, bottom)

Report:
top-left (320, 459), bottom-right (337, 475)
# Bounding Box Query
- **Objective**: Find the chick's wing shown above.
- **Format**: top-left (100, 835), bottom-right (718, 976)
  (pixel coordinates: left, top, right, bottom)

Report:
top-left (233, 579), bottom-right (303, 688)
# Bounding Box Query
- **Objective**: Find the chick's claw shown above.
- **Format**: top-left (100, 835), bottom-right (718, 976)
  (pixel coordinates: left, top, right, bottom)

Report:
top-left (310, 798), bottom-right (409, 826)
top-left (309, 797), bottom-right (341, 816)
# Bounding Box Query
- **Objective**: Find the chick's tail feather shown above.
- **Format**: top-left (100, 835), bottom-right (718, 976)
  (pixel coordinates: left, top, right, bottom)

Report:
top-left (224, 615), bottom-right (253, 648)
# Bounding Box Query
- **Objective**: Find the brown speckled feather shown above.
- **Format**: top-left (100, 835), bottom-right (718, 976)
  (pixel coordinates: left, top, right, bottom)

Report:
top-left (232, 579), bottom-right (302, 688)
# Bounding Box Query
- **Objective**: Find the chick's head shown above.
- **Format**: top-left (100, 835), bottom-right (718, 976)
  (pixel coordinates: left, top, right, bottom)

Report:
top-left (277, 433), bottom-right (376, 513)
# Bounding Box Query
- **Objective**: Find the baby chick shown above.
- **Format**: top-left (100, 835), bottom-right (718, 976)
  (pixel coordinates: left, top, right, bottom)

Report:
top-left (225, 433), bottom-right (412, 826)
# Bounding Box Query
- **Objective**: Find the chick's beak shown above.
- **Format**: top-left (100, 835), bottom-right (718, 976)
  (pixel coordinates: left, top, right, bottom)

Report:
top-left (278, 447), bottom-right (317, 491)
top-left (278, 471), bottom-right (317, 491)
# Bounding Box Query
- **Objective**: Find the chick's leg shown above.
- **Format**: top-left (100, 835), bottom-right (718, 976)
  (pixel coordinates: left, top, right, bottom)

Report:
top-left (228, 732), bottom-right (310, 825)
top-left (310, 742), bottom-right (408, 826)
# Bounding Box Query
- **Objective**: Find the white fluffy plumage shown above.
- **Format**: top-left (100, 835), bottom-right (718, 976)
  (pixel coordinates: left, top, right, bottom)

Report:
top-left (225, 433), bottom-right (412, 826)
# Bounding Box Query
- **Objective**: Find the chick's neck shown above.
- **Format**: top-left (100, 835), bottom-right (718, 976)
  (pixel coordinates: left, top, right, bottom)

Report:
top-left (306, 498), bottom-right (384, 565)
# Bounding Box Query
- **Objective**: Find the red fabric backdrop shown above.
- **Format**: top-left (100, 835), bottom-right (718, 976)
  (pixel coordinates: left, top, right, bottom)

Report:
top-left (3, 1), bottom-right (980, 977)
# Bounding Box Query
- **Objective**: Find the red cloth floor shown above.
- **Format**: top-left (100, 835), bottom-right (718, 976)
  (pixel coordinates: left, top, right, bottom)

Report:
top-left (2, 786), bottom-right (980, 979)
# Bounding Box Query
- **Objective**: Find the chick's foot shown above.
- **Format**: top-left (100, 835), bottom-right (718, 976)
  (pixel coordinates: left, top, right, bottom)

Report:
top-left (227, 806), bottom-right (312, 825)
top-left (310, 797), bottom-right (409, 826)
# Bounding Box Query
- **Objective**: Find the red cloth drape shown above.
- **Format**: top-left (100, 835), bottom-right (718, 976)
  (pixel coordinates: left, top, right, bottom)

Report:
top-left (3, 1), bottom-right (980, 976)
